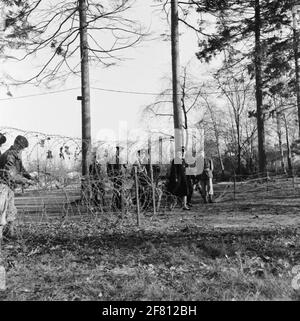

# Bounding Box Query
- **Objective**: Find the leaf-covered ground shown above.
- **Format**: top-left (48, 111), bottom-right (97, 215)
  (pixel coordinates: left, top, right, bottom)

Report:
top-left (1, 191), bottom-right (300, 301)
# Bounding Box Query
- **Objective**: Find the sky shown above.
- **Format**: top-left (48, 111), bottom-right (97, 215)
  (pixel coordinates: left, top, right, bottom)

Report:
top-left (0, 1), bottom-right (212, 143)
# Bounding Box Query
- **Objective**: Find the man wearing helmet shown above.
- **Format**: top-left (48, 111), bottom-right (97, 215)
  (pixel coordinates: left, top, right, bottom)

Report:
top-left (0, 133), bottom-right (6, 155)
top-left (0, 135), bottom-right (35, 238)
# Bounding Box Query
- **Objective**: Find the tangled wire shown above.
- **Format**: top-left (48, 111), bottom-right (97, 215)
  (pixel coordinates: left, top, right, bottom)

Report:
top-left (80, 168), bottom-right (178, 215)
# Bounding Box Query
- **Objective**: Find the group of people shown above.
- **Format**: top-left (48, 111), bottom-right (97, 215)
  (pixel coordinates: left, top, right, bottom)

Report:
top-left (0, 134), bottom-right (36, 239)
top-left (89, 146), bottom-right (214, 211)
top-left (167, 149), bottom-right (214, 210)
top-left (89, 148), bottom-right (157, 210)
top-left (0, 134), bottom-right (215, 240)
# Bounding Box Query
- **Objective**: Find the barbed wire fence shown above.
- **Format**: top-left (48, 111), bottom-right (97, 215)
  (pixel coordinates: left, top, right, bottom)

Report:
top-left (215, 171), bottom-right (300, 203)
top-left (0, 127), bottom-right (182, 228)
top-left (1, 126), bottom-right (300, 232)
top-left (2, 126), bottom-right (300, 292)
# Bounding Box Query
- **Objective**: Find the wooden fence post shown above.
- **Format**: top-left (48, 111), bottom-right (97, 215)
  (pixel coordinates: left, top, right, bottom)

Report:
top-left (159, 136), bottom-right (163, 165)
top-left (134, 166), bottom-right (140, 227)
top-left (233, 173), bottom-right (236, 201)
top-left (292, 170), bottom-right (296, 191)
top-left (148, 137), bottom-right (156, 215)
top-left (121, 171), bottom-right (125, 218)
top-left (0, 226), bottom-right (6, 291)
top-left (0, 226), bottom-right (2, 254)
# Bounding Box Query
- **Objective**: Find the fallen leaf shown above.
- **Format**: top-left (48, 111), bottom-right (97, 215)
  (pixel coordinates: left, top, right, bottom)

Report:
top-left (111, 266), bottom-right (136, 276)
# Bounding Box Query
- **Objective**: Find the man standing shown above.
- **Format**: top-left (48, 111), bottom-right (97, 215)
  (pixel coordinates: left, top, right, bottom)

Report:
top-left (0, 135), bottom-right (35, 238)
top-left (89, 150), bottom-right (104, 207)
top-left (198, 156), bottom-right (214, 204)
top-left (185, 150), bottom-right (196, 207)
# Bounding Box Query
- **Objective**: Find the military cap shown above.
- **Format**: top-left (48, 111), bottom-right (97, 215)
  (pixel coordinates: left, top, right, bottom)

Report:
top-left (0, 133), bottom-right (6, 145)
top-left (14, 135), bottom-right (29, 148)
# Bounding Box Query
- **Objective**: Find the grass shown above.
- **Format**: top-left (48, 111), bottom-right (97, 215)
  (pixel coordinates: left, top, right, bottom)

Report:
top-left (1, 177), bottom-right (300, 301)
top-left (1, 214), bottom-right (300, 301)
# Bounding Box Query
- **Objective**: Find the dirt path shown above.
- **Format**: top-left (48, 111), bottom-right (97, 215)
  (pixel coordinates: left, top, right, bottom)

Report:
top-left (13, 178), bottom-right (300, 233)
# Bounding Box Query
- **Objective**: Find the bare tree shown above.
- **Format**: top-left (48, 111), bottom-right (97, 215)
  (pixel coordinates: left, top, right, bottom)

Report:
top-left (1, 0), bottom-right (145, 181)
top-left (215, 69), bottom-right (254, 174)
top-left (271, 97), bottom-right (286, 174)
top-left (200, 93), bottom-right (225, 177)
top-left (282, 110), bottom-right (293, 175)
top-left (0, 0), bottom-right (145, 86)
top-left (142, 66), bottom-right (204, 151)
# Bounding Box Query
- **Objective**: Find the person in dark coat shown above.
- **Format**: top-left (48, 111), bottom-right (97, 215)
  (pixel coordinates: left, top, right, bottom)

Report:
top-left (167, 149), bottom-right (190, 210)
top-left (89, 151), bottom-right (104, 207)
top-left (185, 150), bottom-right (196, 207)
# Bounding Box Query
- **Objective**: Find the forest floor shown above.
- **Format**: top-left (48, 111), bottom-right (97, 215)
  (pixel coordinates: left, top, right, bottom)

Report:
top-left (1, 177), bottom-right (300, 301)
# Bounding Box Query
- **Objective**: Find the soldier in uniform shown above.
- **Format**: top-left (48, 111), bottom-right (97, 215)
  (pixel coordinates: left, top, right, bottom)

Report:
top-left (0, 135), bottom-right (35, 238)
top-left (0, 133), bottom-right (6, 155)
top-left (198, 156), bottom-right (214, 204)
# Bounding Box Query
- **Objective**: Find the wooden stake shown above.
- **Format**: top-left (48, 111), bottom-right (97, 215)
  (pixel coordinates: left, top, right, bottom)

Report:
top-left (134, 166), bottom-right (140, 226)
top-left (0, 225), bottom-right (6, 291)
top-left (121, 171), bottom-right (125, 218)
top-left (233, 173), bottom-right (236, 201)
top-left (159, 136), bottom-right (163, 165)
top-left (292, 171), bottom-right (296, 190)
top-left (148, 137), bottom-right (156, 215)
top-left (0, 226), bottom-right (2, 255)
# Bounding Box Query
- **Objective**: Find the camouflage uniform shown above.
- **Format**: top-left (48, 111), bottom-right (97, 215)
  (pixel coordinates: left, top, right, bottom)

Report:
top-left (0, 145), bottom-right (32, 227)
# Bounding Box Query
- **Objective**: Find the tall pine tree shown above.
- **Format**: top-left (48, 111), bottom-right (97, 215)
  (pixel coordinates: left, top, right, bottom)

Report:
top-left (193, 0), bottom-right (296, 174)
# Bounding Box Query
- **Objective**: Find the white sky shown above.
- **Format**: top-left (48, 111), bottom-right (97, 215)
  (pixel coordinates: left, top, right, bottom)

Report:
top-left (0, 1), bottom-right (213, 141)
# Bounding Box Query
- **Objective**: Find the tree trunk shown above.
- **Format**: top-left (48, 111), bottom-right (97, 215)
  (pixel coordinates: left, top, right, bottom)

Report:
top-left (181, 94), bottom-right (189, 151)
top-left (276, 111), bottom-right (286, 173)
top-left (254, 0), bottom-right (266, 175)
top-left (171, 0), bottom-right (183, 158)
top-left (237, 120), bottom-right (241, 175)
top-left (159, 136), bottom-right (163, 164)
top-left (203, 98), bottom-right (225, 177)
top-left (283, 113), bottom-right (293, 175)
top-left (211, 114), bottom-right (225, 177)
top-left (79, 0), bottom-right (91, 178)
top-left (292, 5), bottom-right (300, 138)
